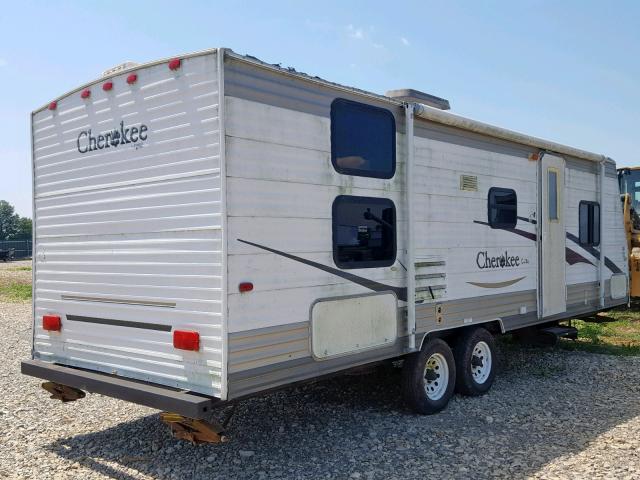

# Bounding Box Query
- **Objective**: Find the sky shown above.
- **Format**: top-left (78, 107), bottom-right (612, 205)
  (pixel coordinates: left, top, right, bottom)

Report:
top-left (1, 0), bottom-right (639, 217)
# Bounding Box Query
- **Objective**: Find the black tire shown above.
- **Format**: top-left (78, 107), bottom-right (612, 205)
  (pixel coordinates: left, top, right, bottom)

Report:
top-left (453, 327), bottom-right (496, 396)
top-left (402, 338), bottom-right (456, 414)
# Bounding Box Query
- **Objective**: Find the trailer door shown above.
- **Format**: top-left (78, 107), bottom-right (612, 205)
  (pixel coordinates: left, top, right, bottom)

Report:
top-left (540, 154), bottom-right (566, 317)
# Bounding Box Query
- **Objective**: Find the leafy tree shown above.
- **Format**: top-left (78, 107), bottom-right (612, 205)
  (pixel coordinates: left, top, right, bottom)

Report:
top-left (0, 200), bottom-right (32, 241)
top-left (11, 217), bottom-right (32, 241)
top-left (0, 200), bottom-right (19, 240)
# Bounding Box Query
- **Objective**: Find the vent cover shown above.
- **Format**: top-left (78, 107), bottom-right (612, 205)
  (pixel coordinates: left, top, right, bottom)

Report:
top-left (460, 175), bottom-right (478, 191)
top-left (414, 256), bottom-right (447, 303)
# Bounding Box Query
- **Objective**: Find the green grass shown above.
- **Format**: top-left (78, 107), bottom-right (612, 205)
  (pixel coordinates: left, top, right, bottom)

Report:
top-left (0, 282), bottom-right (32, 302)
top-left (9, 266), bottom-right (32, 272)
top-left (558, 305), bottom-right (640, 356)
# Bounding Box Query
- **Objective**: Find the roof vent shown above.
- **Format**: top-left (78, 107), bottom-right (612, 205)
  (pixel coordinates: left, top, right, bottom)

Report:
top-left (102, 61), bottom-right (139, 77)
top-left (386, 88), bottom-right (450, 111)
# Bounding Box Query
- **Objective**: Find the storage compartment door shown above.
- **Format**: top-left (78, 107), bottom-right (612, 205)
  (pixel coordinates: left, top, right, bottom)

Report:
top-left (311, 292), bottom-right (398, 359)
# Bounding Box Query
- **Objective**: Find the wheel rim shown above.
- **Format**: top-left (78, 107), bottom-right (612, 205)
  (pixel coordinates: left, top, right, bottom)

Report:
top-left (471, 341), bottom-right (492, 384)
top-left (423, 352), bottom-right (449, 400)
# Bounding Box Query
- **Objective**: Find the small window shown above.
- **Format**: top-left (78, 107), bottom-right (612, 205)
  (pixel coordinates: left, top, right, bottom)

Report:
top-left (548, 169), bottom-right (558, 220)
top-left (333, 195), bottom-right (396, 269)
top-left (330, 98), bottom-right (396, 179)
top-left (488, 187), bottom-right (517, 229)
top-left (579, 201), bottom-right (600, 246)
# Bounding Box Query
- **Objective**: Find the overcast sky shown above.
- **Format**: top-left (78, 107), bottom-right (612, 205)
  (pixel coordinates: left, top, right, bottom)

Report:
top-left (1, 0), bottom-right (639, 217)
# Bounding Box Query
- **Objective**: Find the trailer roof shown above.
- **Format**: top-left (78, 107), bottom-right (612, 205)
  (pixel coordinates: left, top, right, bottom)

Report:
top-left (226, 50), bottom-right (610, 165)
top-left (35, 47), bottom-right (612, 165)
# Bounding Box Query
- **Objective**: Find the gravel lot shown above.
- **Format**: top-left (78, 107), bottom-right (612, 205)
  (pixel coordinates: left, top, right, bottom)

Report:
top-left (0, 260), bottom-right (31, 285)
top-left (2, 260), bottom-right (640, 479)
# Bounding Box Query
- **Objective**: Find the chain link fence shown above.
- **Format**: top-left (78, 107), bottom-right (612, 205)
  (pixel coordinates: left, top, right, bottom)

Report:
top-left (0, 240), bottom-right (32, 259)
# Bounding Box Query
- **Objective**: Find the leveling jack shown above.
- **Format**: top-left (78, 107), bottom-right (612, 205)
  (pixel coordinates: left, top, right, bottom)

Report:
top-left (160, 407), bottom-right (235, 444)
top-left (41, 382), bottom-right (86, 402)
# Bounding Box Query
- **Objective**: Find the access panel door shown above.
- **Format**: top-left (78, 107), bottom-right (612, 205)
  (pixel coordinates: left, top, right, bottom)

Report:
top-left (540, 154), bottom-right (566, 317)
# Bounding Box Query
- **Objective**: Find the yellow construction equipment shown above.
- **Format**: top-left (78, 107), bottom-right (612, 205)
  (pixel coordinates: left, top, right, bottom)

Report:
top-left (618, 167), bottom-right (640, 297)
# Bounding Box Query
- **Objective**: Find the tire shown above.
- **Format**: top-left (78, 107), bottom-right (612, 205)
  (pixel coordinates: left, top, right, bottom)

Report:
top-left (453, 327), bottom-right (496, 396)
top-left (402, 338), bottom-right (456, 414)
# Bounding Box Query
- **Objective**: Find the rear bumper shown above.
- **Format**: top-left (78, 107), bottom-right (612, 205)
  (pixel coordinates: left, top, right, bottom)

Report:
top-left (21, 359), bottom-right (219, 419)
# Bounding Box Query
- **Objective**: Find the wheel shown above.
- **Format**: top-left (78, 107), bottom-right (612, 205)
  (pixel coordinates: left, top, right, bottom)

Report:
top-left (453, 327), bottom-right (496, 396)
top-left (402, 338), bottom-right (456, 414)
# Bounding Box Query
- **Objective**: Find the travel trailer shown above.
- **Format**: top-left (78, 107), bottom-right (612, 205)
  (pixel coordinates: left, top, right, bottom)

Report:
top-left (22, 48), bottom-right (628, 442)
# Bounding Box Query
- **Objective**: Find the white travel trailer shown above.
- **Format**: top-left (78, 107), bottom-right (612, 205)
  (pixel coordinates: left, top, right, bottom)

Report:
top-left (23, 48), bottom-right (629, 439)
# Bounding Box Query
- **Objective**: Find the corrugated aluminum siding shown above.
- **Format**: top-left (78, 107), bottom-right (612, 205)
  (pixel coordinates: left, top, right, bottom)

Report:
top-left (221, 55), bottom-right (628, 401)
top-left (31, 51), bottom-right (225, 397)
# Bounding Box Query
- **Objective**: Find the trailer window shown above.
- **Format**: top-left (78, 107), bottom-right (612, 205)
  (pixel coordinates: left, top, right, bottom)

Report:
top-left (579, 201), bottom-right (600, 246)
top-left (331, 98), bottom-right (396, 179)
top-left (333, 195), bottom-right (396, 269)
top-left (488, 187), bottom-right (517, 229)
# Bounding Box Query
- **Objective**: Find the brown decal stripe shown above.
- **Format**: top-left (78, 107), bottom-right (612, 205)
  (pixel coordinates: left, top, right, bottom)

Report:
top-left (474, 220), bottom-right (623, 272)
top-left (237, 239), bottom-right (408, 301)
top-left (467, 277), bottom-right (526, 288)
top-left (565, 248), bottom-right (594, 267)
top-left (565, 232), bottom-right (622, 274)
top-left (514, 216), bottom-right (620, 273)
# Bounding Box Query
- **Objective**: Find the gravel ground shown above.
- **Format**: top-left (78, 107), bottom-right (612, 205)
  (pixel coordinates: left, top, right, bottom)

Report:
top-left (2, 274), bottom-right (640, 479)
top-left (0, 260), bottom-right (31, 285)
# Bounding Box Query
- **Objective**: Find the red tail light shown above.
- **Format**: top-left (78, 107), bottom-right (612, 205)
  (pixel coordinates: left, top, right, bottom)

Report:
top-left (126, 73), bottom-right (138, 85)
top-left (43, 315), bottom-right (61, 332)
top-left (173, 330), bottom-right (200, 351)
top-left (168, 58), bottom-right (181, 71)
top-left (80, 89), bottom-right (91, 99)
top-left (48, 101), bottom-right (57, 111)
top-left (102, 81), bottom-right (113, 91)
top-left (239, 282), bottom-right (254, 293)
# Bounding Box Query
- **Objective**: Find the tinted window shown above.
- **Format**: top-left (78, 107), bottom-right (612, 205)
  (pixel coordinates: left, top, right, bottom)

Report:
top-left (548, 170), bottom-right (558, 220)
top-left (579, 201), bottom-right (600, 246)
top-left (333, 195), bottom-right (396, 269)
top-left (488, 187), bottom-right (517, 229)
top-left (331, 98), bottom-right (396, 179)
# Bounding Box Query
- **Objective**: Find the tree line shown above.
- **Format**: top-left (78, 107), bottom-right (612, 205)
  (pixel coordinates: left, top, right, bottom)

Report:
top-left (0, 200), bottom-right (32, 241)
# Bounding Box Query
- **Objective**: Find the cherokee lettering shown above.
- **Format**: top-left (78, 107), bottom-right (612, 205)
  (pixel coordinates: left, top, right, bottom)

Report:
top-left (476, 250), bottom-right (525, 270)
top-left (76, 121), bottom-right (148, 153)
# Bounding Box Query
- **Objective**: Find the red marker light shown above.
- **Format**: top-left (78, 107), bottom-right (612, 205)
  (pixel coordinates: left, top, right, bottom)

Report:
top-left (126, 73), bottom-right (138, 85)
top-left (81, 89), bottom-right (91, 99)
top-left (168, 58), bottom-right (181, 71)
top-left (48, 101), bottom-right (57, 111)
top-left (239, 282), bottom-right (254, 293)
top-left (173, 330), bottom-right (200, 351)
top-left (102, 81), bottom-right (113, 91)
top-left (43, 315), bottom-right (61, 332)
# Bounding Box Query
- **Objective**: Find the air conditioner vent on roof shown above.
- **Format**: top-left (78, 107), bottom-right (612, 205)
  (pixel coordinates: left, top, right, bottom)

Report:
top-left (385, 89), bottom-right (451, 110)
top-left (460, 175), bottom-right (478, 192)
